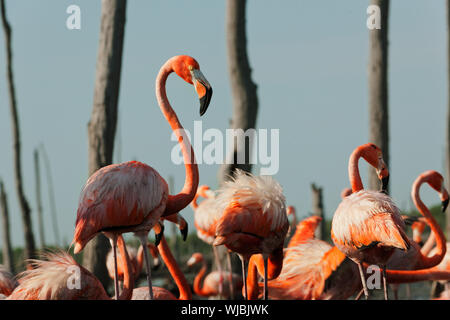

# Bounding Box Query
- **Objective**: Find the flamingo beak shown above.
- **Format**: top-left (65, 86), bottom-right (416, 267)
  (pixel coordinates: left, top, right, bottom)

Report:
top-left (381, 175), bottom-right (389, 193)
top-left (442, 198), bottom-right (449, 213)
top-left (191, 69), bottom-right (212, 116)
top-left (180, 223), bottom-right (188, 241)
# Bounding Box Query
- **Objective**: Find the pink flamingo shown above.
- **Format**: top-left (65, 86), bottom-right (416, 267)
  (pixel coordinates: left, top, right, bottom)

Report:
top-left (331, 143), bottom-right (410, 300)
top-left (213, 169), bottom-right (289, 300)
top-left (72, 55), bottom-right (212, 299)
top-left (187, 252), bottom-right (242, 299)
top-left (7, 236), bottom-right (133, 300)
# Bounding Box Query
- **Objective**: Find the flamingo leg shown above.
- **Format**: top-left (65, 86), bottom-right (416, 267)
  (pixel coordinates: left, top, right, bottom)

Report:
top-left (108, 234), bottom-right (120, 300)
top-left (357, 262), bottom-right (369, 300)
top-left (213, 245), bottom-right (224, 299)
top-left (382, 265), bottom-right (389, 300)
top-left (354, 288), bottom-right (364, 300)
top-left (136, 232), bottom-right (154, 300)
top-left (226, 250), bottom-right (234, 299)
top-left (238, 255), bottom-right (248, 300)
top-left (263, 255), bottom-right (268, 300)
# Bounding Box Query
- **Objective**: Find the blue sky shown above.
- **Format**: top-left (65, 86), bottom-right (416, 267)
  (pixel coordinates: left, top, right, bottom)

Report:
top-left (0, 0), bottom-right (447, 247)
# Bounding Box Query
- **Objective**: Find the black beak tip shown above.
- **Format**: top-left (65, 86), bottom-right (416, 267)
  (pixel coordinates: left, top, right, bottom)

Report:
top-left (154, 224), bottom-right (165, 246)
top-left (180, 224), bottom-right (188, 241)
top-left (442, 198), bottom-right (449, 213)
top-left (199, 87), bottom-right (212, 116)
top-left (381, 175), bottom-right (389, 193)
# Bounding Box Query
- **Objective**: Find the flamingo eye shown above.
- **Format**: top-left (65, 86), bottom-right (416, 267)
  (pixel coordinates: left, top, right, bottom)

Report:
top-left (188, 65), bottom-right (193, 71)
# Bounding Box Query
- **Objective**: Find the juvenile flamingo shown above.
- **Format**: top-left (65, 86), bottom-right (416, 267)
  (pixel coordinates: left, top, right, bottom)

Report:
top-left (132, 232), bottom-right (191, 300)
top-left (213, 170), bottom-right (289, 300)
top-left (187, 252), bottom-right (242, 299)
top-left (7, 236), bottom-right (133, 300)
top-left (331, 143), bottom-right (410, 300)
top-left (72, 55), bottom-right (212, 300)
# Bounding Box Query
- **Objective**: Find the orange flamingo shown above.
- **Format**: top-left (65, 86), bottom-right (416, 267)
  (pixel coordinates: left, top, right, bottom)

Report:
top-left (132, 232), bottom-right (191, 300)
top-left (386, 171), bottom-right (448, 272)
top-left (246, 215), bottom-right (361, 300)
top-left (287, 215), bottom-right (322, 248)
top-left (187, 252), bottom-right (242, 299)
top-left (213, 170), bottom-right (289, 300)
top-left (0, 265), bottom-right (18, 297)
top-left (331, 143), bottom-right (410, 300)
top-left (7, 236), bottom-right (133, 300)
top-left (72, 55), bottom-right (212, 299)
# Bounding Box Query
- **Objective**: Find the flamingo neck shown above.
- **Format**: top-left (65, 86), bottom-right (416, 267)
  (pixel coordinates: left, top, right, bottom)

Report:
top-left (349, 148), bottom-right (364, 192)
top-left (246, 254), bottom-right (263, 300)
top-left (386, 268), bottom-right (450, 284)
top-left (158, 235), bottom-right (192, 300)
top-left (116, 235), bottom-right (133, 300)
top-left (420, 231), bottom-right (436, 256)
top-left (156, 60), bottom-right (199, 216)
top-left (412, 181), bottom-right (447, 268)
top-left (267, 246), bottom-right (284, 279)
top-left (193, 257), bottom-right (209, 296)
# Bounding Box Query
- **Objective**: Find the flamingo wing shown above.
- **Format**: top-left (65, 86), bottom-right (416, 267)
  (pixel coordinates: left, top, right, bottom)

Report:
top-left (73, 161), bottom-right (168, 252)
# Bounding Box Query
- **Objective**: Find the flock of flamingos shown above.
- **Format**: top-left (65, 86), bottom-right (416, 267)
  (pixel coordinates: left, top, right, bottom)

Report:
top-left (0, 55), bottom-right (450, 300)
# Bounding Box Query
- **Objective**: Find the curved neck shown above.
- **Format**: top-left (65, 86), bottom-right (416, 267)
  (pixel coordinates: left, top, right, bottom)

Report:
top-left (193, 257), bottom-right (209, 296)
top-left (412, 181), bottom-right (447, 268)
top-left (156, 60), bottom-right (199, 216)
top-left (116, 235), bottom-right (133, 300)
top-left (247, 254), bottom-right (263, 300)
top-left (158, 235), bottom-right (191, 300)
top-left (349, 148), bottom-right (364, 192)
top-left (420, 231), bottom-right (436, 256)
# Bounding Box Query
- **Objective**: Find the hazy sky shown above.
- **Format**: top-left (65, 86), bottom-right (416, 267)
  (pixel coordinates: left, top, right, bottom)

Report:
top-left (0, 1), bottom-right (447, 248)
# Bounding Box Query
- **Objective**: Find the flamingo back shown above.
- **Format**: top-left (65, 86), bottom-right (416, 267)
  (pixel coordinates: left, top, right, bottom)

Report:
top-left (73, 161), bottom-right (168, 252)
top-left (331, 190), bottom-right (410, 254)
top-left (131, 286), bottom-right (176, 300)
top-left (7, 251), bottom-right (108, 300)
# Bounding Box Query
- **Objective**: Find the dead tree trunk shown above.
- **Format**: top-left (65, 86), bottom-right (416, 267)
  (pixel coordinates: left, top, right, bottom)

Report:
top-left (445, 0), bottom-right (450, 239)
top-left (33, 149), bottom-right (45, 248)
top-left (1, 0), bottom-right (36, 260)
top-left (311, 183), bottom-right (325, 240)
top-left (82, 0), bottom-right (127, 289)
top-left (218, 0), bottom-right (259, 183)
top-left (39, 144), bottom-right (61, 246)
top-left (0, 180), bottom-right (14, 273)
top-left (368, 0), bottom-right (390, 192)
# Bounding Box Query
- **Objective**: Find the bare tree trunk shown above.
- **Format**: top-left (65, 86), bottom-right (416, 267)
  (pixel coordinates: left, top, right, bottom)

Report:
top-left (33, 149), bottom-right (45, 248)
top-left (368, 0), bottom-right (390, 192)
top-left (39, 144), bottom-right (61, 246)
top-left (82, 0), bottom-right (127, 289)
top-left (311, 183), bottom-right (325, 240)
top-left (0, 0), bottom-right (36, 261)
top-left (0, 180), bottom-right (14, 273)
top-left (445, 0), bottom-right (450, 239)
top-left (218, 0), bottom-right (259, 183)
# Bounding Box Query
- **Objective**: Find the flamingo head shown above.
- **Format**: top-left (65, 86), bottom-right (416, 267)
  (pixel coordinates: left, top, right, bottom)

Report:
top-left (172, 55), bottom-right (213, 116)
top-left (360, 143), bottom-right (389, 192)
top-left (286, 206), bottom-right (295, 216)
top-left (420, 170), bottom-right (449, 212)
top-left (340, 187), bottom-right (352, 199)
top-left (187, 252), bottom-right (204, 267)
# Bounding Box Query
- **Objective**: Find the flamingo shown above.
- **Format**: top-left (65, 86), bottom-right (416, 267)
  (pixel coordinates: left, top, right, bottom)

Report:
top-left (0, 265), bottom-right (18, 297)
top-left (187, 252), bottom-right (242, 299)
top-left (213, 169), bottom-right (289, 300)
top-left (246, 215), bottom-right (361, 300)
top-left (287, 215), bottom-right (322, 248)
top-left (106, 240), bottom-right (160, 286)
top-left (385, 171), bottom-right (449, 298)
top-left (340, 187), bottom-right (352, 198)
top-left (72, 55), bottom-right (213, 300)
top-left (7, 236), bottom-right (133, 300)
top-left (331, 143), bottom-right (410, 300)
top-left (131, 232), bottom-right (191, 300)
top-left (286, 205), bottom-right (297, 237)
